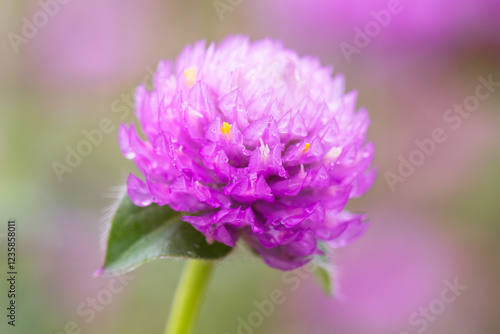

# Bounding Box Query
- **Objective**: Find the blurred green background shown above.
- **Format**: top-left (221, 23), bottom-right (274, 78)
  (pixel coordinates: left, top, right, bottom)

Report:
top-left (1, 0), bottom-right (500, 333)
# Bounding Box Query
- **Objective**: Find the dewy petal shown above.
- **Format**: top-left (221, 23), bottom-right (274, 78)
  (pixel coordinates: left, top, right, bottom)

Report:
top-left (213, 224), bottom-right (239, 247)
top-left (242, 116), bottom-right (281, 150)
top-left (277, 109), bottom-right (308, 142)
top-left (325, 211), bottom-right (369, 248)
top-left (126, 174), bottom-right (153, 207)
top-left (253, 201), bottom-right (325, 229)
top-left (183, 207), bottom-right (254, 246)
top-left (205, 116), bottom-right (250, 167)
top-left (248, 141), bottom-right (286, 178)
top-left (183, 82), bottom-right (212, 140)
top-left (269, 166), bottom-right (311, 197)
top-left (118, 123), bottom-right (156, 175)
top-left (282, 136), bottom-right (325, 167)
top-left (218, 88), bottom-right (249, 130)
top-left (118, 35), bottom-right (375, 270)
top-left (247, 90), bottom-right (274, 122)
top-left (225, 173), bottom-right (274, 203)
top-left (244, 229), bottom-right (317, 270)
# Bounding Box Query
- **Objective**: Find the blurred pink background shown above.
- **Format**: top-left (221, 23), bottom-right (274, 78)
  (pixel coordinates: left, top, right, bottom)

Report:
top-left (1, 0), bottom-right (499, 333)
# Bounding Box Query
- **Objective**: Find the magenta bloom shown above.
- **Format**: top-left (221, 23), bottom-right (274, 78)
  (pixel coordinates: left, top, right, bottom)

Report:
top-left (119, 36), bottom-right (375, 270)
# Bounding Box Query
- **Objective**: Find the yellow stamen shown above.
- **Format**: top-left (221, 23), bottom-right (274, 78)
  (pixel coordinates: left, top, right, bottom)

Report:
top-left (184, 67), bottom-right (197, 88)
top-left (302, 142), bottom-right (310, 153)
top-left (221, 122), bottom-right (231, 136)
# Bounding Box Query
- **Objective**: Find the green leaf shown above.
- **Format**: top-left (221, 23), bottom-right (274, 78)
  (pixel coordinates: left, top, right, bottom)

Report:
top-left (312, 242), bottom-right (335, 297)
top-left (101, 193), bottom-right (232, 274)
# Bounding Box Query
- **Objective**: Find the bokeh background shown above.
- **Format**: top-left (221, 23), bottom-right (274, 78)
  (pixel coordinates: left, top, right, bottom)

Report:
top-left (1, 0), bottom-right (500, 333)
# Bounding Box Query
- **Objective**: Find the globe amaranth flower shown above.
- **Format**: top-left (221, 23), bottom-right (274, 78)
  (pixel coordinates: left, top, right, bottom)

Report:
top-left (119, 35), bottom-right (376, 270)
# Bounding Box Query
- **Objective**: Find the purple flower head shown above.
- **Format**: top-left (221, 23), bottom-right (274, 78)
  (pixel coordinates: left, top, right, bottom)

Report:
top-left (119, 36), bottom-right (375, 270)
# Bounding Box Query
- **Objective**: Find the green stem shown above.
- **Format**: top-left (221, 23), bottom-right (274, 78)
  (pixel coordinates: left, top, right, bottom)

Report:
top-left (165, 259), bottom-right (215, 334)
